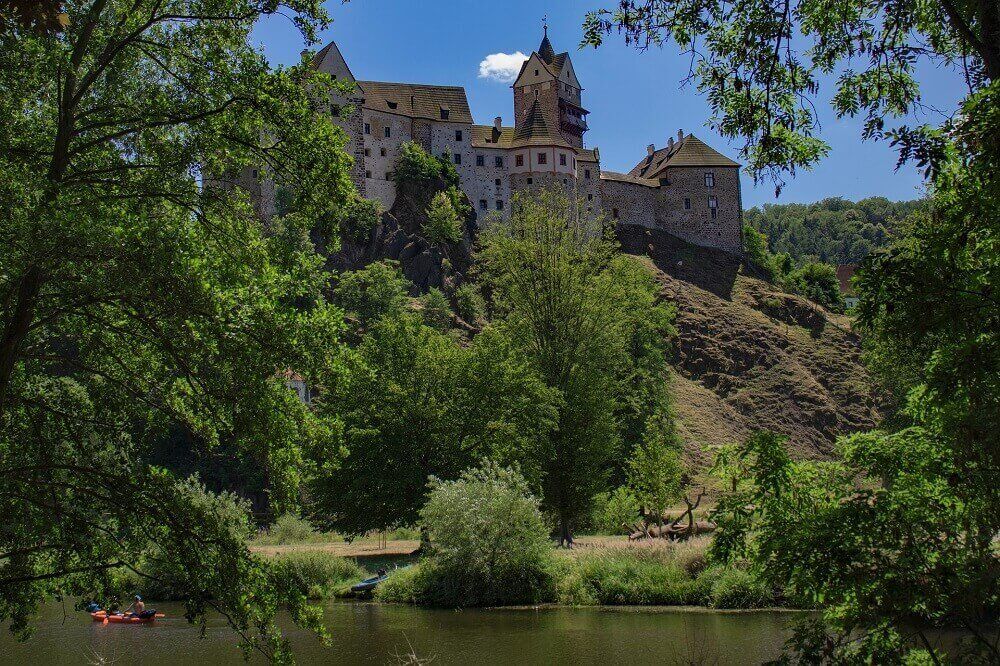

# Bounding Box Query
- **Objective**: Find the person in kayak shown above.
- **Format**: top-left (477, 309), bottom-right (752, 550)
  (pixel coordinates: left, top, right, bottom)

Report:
top-left (124, 595), bottom-right (145, 617)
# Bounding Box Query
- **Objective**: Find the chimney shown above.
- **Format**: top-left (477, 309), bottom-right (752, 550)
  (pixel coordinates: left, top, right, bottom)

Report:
top-left (677, 129), bottom-right (684, 142)
top-left (668, 137), bottom-right (674, 148)
top-left (647, 144), bottom-right (655, 156)
top-left (494, 116), bottom-right (502, 130)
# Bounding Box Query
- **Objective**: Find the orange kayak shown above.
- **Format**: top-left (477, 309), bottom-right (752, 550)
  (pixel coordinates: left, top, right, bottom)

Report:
top-left (90, 611), bottom-right (164, 624)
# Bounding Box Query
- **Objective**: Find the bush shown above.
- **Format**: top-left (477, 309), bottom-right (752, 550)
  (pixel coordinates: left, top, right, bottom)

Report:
top-left (453, 283), bottom-right (485, 323)
top-left (705, 566), bottom-right (772, 609)
top-left (339, 197), bottom-right (383, 242)
top-left (414, 462), bottom-right (554, 607)
top-left (332, 261), bottom-right (411, 328)
top-left (419, 288), bottom-right (453, 332)
top-left (590, 487), bottom-right (641, 534)
top-left (255, 514), bottom-right (320, 545)
top-left (269, 551), bottom-right (366, 600)
top-left (423, 191), bottom-right (463, 245)
top-left (393, 141), bottom-right (459, 189)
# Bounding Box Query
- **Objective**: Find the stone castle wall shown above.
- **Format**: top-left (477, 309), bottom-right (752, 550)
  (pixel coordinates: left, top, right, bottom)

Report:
top-left (654, 167), bottom-right (742, 252)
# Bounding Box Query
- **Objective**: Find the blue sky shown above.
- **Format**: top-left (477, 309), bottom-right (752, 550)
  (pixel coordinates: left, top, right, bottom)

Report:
top-left (252, 0), bottom-right (968, 208)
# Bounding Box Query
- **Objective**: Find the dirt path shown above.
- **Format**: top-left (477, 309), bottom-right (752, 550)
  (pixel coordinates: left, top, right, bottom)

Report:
top-left (252, 540), bottom-right (420, 558)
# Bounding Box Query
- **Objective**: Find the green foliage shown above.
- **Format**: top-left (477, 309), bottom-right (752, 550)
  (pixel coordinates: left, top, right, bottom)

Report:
top-left (411, 463), bottom-right (554, 607)
top-left (332, 260), bottom-right (411, 329)
top-left (419, 288), bottom-right (453, 332)
top-left (393, 141), bottom-right (460, 190)
top-left (254, 514), bottom-right (341, 546)
top-left (0, 0), bottom-right (351, 657)
top-left (309, 317), bottom-right (558, 537)
top-left (745, 197), bottom-right (923, 265)
top-left (478, 189), bottom-right (676, 544)
top-left (784, 262), bottom-right (844, 311)
top-left (590, 487), bottom-right (641, 534)
top-left (583, 0), bottom-right (999, 189)
top-left (453, 282), bottom-right (486, 323)
top-left (337, 196), bottom-right (384, 242)
top-left (627, 413), bottom-right (683, 528)
top-left (422, 190), bottom-right (463, 245)
top-left (269, 551), bottom-right (366, 600)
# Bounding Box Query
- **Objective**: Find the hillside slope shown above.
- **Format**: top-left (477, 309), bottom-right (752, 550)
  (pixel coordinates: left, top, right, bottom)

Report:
top-left (618, 226), bottom-right (881, 464)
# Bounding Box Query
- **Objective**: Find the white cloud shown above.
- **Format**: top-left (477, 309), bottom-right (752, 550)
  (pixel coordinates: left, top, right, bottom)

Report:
top-left (478, 51), bottom-right (529, 83)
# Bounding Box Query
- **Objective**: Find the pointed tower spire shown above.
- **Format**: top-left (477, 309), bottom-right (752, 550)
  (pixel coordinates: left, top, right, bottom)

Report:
top-left (538, 17), bottom-right (556, 63)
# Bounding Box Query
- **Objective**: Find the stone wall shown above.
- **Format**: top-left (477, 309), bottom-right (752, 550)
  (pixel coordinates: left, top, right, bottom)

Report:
top-left (361, 109), bottom-right (413, 209)
top-left (468, 147), bottom-right (510, 217)
top-left (600, 177), bottom-right (656, 228)
top-left (655, 166), bottom-right (742, 253)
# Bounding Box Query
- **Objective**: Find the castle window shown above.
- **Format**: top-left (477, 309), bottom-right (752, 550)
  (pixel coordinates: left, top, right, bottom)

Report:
top-left (708, 195), bottom-right (718, 209)
top-left (495, 156), bottom-right (503, 167)
top-left (455, 130), bottom-right (463, 142)
top-left (365, 148), bottom-right (370, 156)
top-left (384, 126), bottom-right (391, 138)
top-left (584, 169), bottom-right (591, 179)
top-left (684, 198), bottom-right (691, 210)
top-left (440, 108), bottom-right (450, 120)
top-left (479, 199), bottom-right (488, 210)
top-left (516, 154), bottom-right (524, 167)
top-left (705, 172), bottom-right (715, 187)
top-left (535, 69), bottom-right (539, 76)
top-left (563, 178), bottom-right (567, 185)
top-left (476, 155), bottom-right (485, 167)
top-left (537, 152), bottom-right (547, 165)
top-left (365, 170), bottom-right (371, 178)
top-left (496, 200), bottom-right (504, 211)
top-left (612, 208), bottom-right (620, 220)
top-left (711, 208), bottom-right (718, 219)
top-left (559, 153), bottom-right (567, 166)
top-left (364, 123), bottom-right (371, 135)
top-left (495, 178), bottom-right (501, 188)
top-left (588, 194), bottom-right (593, 201)
top-left (380, 147), bottom-right (386, 157)
top-left (527, 177), bottom-right (533, 185)
top-left (252, 169), bottom-right (258, 179)
top-left (454, 153), bottom-right (462, 165)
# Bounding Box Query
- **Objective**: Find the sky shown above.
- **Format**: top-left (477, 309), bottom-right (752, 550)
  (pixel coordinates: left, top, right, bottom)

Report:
top-left (252, 0), bottom-right (968, 209)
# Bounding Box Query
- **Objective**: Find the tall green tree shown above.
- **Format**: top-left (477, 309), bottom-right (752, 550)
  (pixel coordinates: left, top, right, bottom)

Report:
top-left (628, 413), bottom-right (683, 532)
top-left (308, 315), bottom-right (558, 537)
top-left (479, 190), bottom-right (675, 546)
top-left (0, 0), bottom-right (354, 657)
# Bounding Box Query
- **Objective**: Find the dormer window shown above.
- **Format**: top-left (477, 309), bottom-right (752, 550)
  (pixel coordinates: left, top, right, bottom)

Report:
top-left (440, 108), bottom-right (450, 120)
top-left (386, 101), bottom-right (397, 109)
top-left (535, 69), bottom-right (539, 76)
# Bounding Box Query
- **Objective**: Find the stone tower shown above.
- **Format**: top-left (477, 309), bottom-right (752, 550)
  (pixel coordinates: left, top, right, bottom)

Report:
top-left (512, 27), bottom-right (588, 149)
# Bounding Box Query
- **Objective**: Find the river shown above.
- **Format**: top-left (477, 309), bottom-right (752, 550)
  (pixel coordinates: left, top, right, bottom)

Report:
top-left (1, 601), bottom-right (799, 664)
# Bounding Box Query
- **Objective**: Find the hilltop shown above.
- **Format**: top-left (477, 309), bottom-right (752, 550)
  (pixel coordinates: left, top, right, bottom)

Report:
top-left (618, 226), bottom-right (881, 465)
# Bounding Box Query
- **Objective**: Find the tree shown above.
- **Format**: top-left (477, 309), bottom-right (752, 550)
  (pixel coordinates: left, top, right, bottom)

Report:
top-left (0, 0), bottom-right (353, 656)
top-left (419, 287), bottom-right (453, 332)
top-left (478, 189), bottom-right (675, 546)
top-left (332, 260), bottom-right (411, 330)
top-left (628, 413), bottom-right (683, 532)
top-left (422, 190), bottom-right (463, 245)
top-left (308, 315), bottom-right (558, 537)
top-left (584, 0), bottom-right (1000, 191)
top-left (785, 262), bottom-right (844, 311)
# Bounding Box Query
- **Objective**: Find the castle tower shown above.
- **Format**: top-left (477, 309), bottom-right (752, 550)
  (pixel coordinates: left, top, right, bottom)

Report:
top-left (512, 27), bottom-right (588, 149)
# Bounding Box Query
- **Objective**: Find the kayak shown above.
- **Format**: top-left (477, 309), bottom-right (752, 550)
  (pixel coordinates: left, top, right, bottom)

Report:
top-left (350, 574), bottom-right (388, 593)
top-left (90, 610), bottom-right (164, 624)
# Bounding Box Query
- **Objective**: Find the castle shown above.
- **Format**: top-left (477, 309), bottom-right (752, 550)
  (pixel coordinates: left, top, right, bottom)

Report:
top-left (239, 28), bottom-right (745, 255)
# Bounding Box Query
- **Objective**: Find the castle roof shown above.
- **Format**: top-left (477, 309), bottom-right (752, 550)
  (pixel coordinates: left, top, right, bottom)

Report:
top-left (600, 171), bottom-right (660, 188)
top-left (471, 124), bottom-right (516, 149)
top-left (511, 99), bottom-right (572, 148)
top-left (356, 80), bottom-right (473, 123)
top-left (577, 148), bottom-right (600, 162)
top-left (538, 28), bottom-right (556, 64)
top-left (630, 134), bottom-right (740, 179)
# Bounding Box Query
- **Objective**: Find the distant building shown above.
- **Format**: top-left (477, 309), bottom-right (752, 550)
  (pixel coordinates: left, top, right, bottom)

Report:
top-left (837, 264), bottom-right (859, 309)
top-left (222, 27), bottom-right (745, 255)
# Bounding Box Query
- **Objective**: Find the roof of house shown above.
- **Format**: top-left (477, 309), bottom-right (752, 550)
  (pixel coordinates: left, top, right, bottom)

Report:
top-left (600, 171), bottom-right (659, 188)
top-left (836, 264), bottom-right (858, 295)
top-left (511, 99), bottom-right (572, 148)
top-left (471, 124), bottom-right (516, 149)
top-left (630, 134), bottom-right (740, 178)
top-left (356, 80), bottom-right (474, 123)
top-left (577, 148), bottom-right (599, 162)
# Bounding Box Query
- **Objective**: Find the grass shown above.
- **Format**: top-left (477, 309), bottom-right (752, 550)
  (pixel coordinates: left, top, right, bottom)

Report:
top-left (269, 551), bottom-right (368, 600)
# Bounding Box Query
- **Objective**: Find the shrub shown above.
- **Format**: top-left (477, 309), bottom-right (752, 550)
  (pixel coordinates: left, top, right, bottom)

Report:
top-left (706, 567), bottom-right (772, 609)
top-left (269, 551), bottom-right (366, 600)
top-left (590, 487), bottom-right (641, 534)
top-left (394, 141), bottom-right (460, 189)
top-left (416, 462), bottom-right (554, 607)
top-left (423, 191), bottom-right (463, 245)
top-left (255, 513), bottom-right (321, 545)
top-left (419, 288), bottom-right (453, 332)
top-left (332, 261), bottom-right (411, 328)
top-left (558, 548), bottom-right (691, 606)
top-left (453, 283), bottom-right (485, 323)
top-left (339, 197), bottom-right (383, 242)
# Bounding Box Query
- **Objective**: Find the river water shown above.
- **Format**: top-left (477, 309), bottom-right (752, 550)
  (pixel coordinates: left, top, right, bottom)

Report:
top-left (2, 601), bottom-right (800, 664)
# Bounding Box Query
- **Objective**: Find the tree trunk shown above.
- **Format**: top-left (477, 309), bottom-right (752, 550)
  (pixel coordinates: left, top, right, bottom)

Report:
top-left (0, 264), bottom-right (44, 417)
top-left (558, 515), bottom-right (574, 548)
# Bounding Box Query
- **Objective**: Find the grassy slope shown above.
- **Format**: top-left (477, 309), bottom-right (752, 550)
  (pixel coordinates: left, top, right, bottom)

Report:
top-left (618, 226), bottom-right (881, 464)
